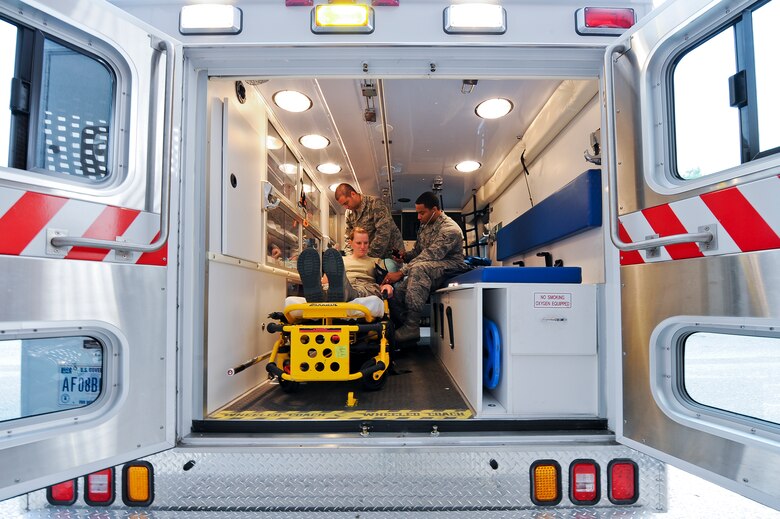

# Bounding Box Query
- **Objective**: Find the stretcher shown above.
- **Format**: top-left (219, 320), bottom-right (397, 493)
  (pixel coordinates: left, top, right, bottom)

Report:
top-left (265, 297), bottom-right (392, 392)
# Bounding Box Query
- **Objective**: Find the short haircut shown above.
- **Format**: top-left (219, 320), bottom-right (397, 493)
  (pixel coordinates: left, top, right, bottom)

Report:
top-left (415, 191), bottom-right (440, 210)
top-left (334, 183), bottom-right (357, 199)
top-left (348, 226), bottom-right (369, 241)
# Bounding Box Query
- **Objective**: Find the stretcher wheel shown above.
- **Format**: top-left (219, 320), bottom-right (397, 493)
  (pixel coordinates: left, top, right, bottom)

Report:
top-left (360, 359), bottom-right (387, 391)
top-left (278, 375), bottom-right (300, 393)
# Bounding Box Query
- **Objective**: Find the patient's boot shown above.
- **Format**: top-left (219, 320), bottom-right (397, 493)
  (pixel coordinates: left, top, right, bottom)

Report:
top-left (297, 247), bottom-right (324, 302)
top-left (322, 248), bottom-right (345, 302)
top-left (394, 311), bottom-right (421, 343)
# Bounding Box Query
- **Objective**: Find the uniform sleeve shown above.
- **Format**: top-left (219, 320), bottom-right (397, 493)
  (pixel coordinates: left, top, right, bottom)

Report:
top-left (367, 201), bottom-right (398, 258)
top-left (343, 210), bottom-right (355, 254)
top-left (405, 223), bottom-right (461, 266)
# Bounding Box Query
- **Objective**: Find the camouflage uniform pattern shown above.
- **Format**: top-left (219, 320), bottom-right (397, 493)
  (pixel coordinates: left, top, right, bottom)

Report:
top-left (344, 194), bottom-right (404, 259)
top-left (394, 212), bottom-right (470, 313)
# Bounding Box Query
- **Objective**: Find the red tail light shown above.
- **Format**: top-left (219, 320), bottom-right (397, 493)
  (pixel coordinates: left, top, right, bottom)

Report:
top-left (46, 479), bottom-right (77, 506)
top-left (608, 459), bottom-right (639, 504)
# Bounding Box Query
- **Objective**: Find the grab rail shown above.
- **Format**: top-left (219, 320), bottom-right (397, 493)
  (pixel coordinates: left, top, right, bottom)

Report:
top-left (51, 38), bottom-right (175, 253)
top-left (604, 43), bottom-right (713, 252)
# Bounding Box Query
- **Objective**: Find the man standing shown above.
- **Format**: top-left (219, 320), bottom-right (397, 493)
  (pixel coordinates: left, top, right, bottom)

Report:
top-left (382, 191), bottom-right (471, 343)
top-left (335, 183), bottom-right (404, 259)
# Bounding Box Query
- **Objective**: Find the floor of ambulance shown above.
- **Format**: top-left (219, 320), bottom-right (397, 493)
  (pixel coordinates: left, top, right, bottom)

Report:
top-left (209, 345), bottom-right (472, 420)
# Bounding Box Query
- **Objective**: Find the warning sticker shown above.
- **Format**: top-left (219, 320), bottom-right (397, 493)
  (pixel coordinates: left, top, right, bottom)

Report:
top-left (534, 292), bottom-right (572, 308)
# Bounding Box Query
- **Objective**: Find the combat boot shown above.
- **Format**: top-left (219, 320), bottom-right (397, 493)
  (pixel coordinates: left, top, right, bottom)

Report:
top-left (394, 311), bottom-right (421, 343)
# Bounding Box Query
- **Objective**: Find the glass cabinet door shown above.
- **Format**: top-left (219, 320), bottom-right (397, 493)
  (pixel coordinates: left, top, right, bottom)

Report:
top-left (266, 122), bottom-right (298, 203)
top-left (302, 171), bottom-right (320, 231)
top-left (266, 202), bottom-right (302, 271)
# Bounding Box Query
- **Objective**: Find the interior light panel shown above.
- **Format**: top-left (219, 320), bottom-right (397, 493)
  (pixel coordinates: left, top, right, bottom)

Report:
top-left (179, 4), bottom-right (242, 35)
top-left (444, 4), bottom-right (507, 34)
top-left (312, 4), bottom-right (375, 34)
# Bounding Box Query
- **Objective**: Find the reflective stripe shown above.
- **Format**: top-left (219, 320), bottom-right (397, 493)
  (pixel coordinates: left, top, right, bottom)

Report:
top-left (0, 187), bottom-right (166, 265)
top-left (0, 192), bottom-right (68, 255)
top-left (619, 175), bottom-right (780, 265)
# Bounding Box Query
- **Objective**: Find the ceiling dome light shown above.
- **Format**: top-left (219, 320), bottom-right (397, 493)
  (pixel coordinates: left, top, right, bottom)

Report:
top-left (455, 160), bottom-right (481, 173)
top-left (329, 183), bottom-right (341, 192)
top-left (266, 135), bottom-right (283, 150)
top-left (299, 134), bottom-right (330, 150)
top-left (273, 90), bottom-right (312, 113)
top-left (475, 98), bottom-right (513, 119)
top-left (279, 163), bottom-right (298, 175)
top-left (317, 163), bottom-right (342, 174)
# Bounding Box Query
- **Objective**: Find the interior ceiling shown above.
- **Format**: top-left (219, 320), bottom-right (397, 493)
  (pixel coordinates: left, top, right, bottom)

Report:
top-left (253, 77), bottom-right (561, 212)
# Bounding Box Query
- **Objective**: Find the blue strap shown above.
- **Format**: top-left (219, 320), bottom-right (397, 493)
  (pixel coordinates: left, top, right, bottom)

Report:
top-left (483, 318), bottom-right (501, 390)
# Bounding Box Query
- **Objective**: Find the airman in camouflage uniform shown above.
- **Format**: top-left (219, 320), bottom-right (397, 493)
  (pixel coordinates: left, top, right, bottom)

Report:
top-left (335, 183), bottom-right (404, 259)
top-left (382, 191), bottom-right (471, 343)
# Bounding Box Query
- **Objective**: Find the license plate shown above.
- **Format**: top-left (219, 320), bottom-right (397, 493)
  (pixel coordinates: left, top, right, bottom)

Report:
top-left (58, 365), bottom-right (102, 407)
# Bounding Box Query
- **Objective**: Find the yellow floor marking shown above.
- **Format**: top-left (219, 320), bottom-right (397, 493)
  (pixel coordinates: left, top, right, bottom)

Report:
top-left (210, 409), bottom-right (473, 420)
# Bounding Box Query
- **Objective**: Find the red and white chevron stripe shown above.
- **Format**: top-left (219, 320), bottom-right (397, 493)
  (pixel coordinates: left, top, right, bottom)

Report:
top-left (618, 174), bottom-right (780, 265)
top-left (0, 187), bottom-right (167, 265)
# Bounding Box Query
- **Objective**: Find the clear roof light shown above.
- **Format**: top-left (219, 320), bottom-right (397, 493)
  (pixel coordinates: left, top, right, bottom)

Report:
top-left (299, 134), bottom-right (330, 149)
top-left (317, 163), bottom-right (342, 174)
top-left (179, 4), bottom-right (242, 34)
top-left (476, 98), bottom-right (513, 119)
top-left (443, 4), bottom-right (506, 34)
top-left (455, 160), bottom-right (481, 173)
top-left (273, 90), bottom-right (312, 113)
top-left (329, 183), bottom-right (341, 192)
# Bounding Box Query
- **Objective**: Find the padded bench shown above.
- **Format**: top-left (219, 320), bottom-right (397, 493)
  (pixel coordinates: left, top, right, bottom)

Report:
top-left (447, 266), bottom-right (582, 285)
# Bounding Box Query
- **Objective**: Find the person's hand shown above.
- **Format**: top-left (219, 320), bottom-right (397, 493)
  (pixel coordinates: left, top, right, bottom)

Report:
top-left (391, 248), bottom-right (405, 264)
top-left (382, 271), bottom-right (403, 285)
top-left (380, 284), bottom-right (394, 298)
top-left (321, 274), bottom-right (328, 285)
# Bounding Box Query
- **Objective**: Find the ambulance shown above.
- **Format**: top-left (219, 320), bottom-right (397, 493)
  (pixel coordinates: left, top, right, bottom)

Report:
top-left (0, 0), bottom-right (778, 515)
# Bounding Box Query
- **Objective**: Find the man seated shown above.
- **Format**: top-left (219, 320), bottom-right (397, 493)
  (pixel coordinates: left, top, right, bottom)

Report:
top-left (297, 227), bottom-right (393, 303)
top-left (382, 191), bottom-right (471, 343)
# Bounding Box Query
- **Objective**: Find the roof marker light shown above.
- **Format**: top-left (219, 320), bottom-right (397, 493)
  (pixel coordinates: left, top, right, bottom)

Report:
top-left (84, 468), bottom-right (115, 506)
top-left (530, 460), bottom-right (562, 506)
top-left (312, 4), bottom-right (375, 34)
top-left (570, 459), bottom-right (601, 505)
top-left (179, 4), bottom-right (242, 35)
top-left (444, 4), bottom-right (507, 35)
top-left (122, 461), bottom-right (155, 507)
top-left (575, 7), bottom-right (635, 36)
top-left (608, 459), bottom-right (639, 505)
top-left (46, 479), bottom-right (77, 506)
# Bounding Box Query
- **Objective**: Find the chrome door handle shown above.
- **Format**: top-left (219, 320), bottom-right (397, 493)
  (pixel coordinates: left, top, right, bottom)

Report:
top-left (604, 43), bottom-right (713, 252)
top-left (51, 39), bottom-right (175, 254)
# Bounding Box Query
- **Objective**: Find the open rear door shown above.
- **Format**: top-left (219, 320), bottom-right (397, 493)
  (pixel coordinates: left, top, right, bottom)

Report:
top-left (0, 0), bottom-right (180, 500)
top-left (606, 0), bottom-right (780, 509)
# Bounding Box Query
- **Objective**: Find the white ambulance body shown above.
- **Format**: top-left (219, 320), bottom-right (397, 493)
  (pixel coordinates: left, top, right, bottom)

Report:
top-left (0, 0), bottom-right (778, 515)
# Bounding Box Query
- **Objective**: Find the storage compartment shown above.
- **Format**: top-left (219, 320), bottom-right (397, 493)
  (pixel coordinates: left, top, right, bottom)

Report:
top-left (433, 282), bottom-right (598, 418)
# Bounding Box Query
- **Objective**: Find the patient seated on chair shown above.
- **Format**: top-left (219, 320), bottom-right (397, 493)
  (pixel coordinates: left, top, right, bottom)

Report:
top-left (297, 227), bottom-right (394, 303)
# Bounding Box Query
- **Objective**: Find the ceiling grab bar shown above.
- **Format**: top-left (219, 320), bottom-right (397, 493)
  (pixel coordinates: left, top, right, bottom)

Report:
top-left (51, 38), bottom-right (175, 253)
top-left (604, 43), bottom-right (713, 252)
